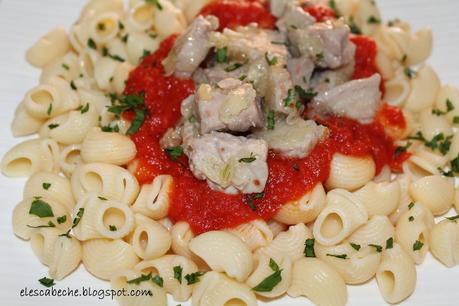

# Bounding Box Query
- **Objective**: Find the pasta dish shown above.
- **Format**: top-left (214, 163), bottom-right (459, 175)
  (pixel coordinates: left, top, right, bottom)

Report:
top-left (2, 0), bottom-right (459, 305)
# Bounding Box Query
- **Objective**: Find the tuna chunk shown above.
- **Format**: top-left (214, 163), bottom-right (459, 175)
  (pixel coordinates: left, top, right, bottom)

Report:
top-left (270, 0), bottom-right (296, 17)
top-left (276, 2), bottom-right (316, 32)
top-left (309, 59), bottom-right (355, 93)
top-left (308, 74), bottom-right (382, 123)
top-left (210, 26), bottom-right (289, 65)
top-left (265, 66), bottom-right (295, 115)
top-left (254, 118), bottom-right (327, 158)
top-left (288, 19), bottom-right (355, 69)
top-left (188, 132), bottom-right (269, 194)
top-left (196, 79), bottom-right (264, 134)
top-left (163, 15), bottom-right (219, 78)
top-left (193, 63), bottom-right (248, 85)
top-left (287, 55), bottom-right (315, 88)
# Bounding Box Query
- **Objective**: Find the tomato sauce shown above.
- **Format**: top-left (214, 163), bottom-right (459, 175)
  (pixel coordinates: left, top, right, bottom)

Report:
top-left (200, 0), bottom-right (276, 30)
top-left (125, 5), bottom-right (405, 234)
top-left (303, 5), bottom-right (336, 22)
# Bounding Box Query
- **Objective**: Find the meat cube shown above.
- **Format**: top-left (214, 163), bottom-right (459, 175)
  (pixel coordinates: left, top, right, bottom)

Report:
top-left (309, 59), bottom-right (355, 93)
top-left (287, 55), bottom-right (315, 88)
top-left (270, 0), bottom-right (296, 17)
top-left (265, 66), bottom-right (295, 115)
top-left (276, 2), bottom-right (316, 32)
top-left (196, 78), bottom-right (264, 134)
top-left (188, 132), bottom-right (269, 194)
top-left (163, 15), bottom-right (219, 78)
top-left (288, 19), bottom-right (355, 69)
top-left (308, 74), bottom-right (382, 123)
top-left (210, 26), bottom-right (289, 65)
top-left (254, 118), bottom-right (327, 158)
top-left (193, 63), bottom-right (249, 85)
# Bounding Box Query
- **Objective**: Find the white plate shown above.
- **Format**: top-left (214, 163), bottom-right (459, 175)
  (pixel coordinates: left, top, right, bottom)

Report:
top-left (0, 0), bottom-right (458, 305)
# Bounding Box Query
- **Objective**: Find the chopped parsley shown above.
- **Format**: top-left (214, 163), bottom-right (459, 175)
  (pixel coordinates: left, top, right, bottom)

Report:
top-left (29, 199), bottom-right (54, 218)
top-left (70, 80), bottom-right (77, 90)
top-left (267, 110), bottom-right (275, 130)
top-left (127, 272), bottom-right (153, 285)
top-left (57, 215), bottom-right (67, 224)
top-left (304, 238), bottom-right (316, 257)
top-left (369, 244), bottom-right (383, 253)
top-left (408, 202), bottom-right (415, 210)
top-left (101, 124), bottom-right (120, 133)
top-left (284, 88), bottom-right (297, 107)
top-left (27, 221), bottom-right (56, 229)
top-left (59, 229), bottom-right (72, 239)
top-left (48, 123), bottom-right (59, 129)
top-left (164, 146), bottom-right (184, 161)
top-left (294, 85), bottom-right (317, 100)
top-left (47, 103), bottom-right (53, 116)
top-left (386, 237), bottom-right (394, 249)
top-left (394, 142), bottom-right (412, 158)
top-left (107, 93), bottom-right (147, 135)
top-left (245, 194), bottom-right (257, 211)
top-left (173, 266), bottom-right (183, 284)
top-left (98, 196), bottom-right (108, 201)
top-left (409, 216), bottom-right (415, 222)
top-left (109, 225), bottom-right (117, 231)
top-left (224, 62), bottom-right (243, 72)
top-left (145, 0), bottom-right (163, 10)
top-left (38, 277), bottom-right (55, 288)
top-left (265, 52), bottom-right (278, 66)
top-left (72, 208), bottom-right (84, 228)
top-left (184, 272), bottom-right (205, 285)
top-left (413, 240), bottom-right (424, 251)
top-left (404, 67), bottom-right (416, 79)
top-left (350, 243), bottom-right (361, 251)
top-left (239, 153), bottom-right (256, 163)
top-left (326, 253), bottom-right (348, 260)
top-left (152, 275), bottom-right (164, 287)
top-left (42, 182), bottom-right (51, 190)
top-left (407, 131), bottom-right (453, 155)
top-left (216, 47), bottom-right (229, 63)
top-left (367, 16), bottom-right (381, 24)
top-left (446, 215), bottom-right (459, 222)
top-left (87, 38), bottom-right (97, 50)
top-left (293, 163), bottom-right (299, 172)
top-left (97, 22), bottom-right (106, 31)
top-left (78, 103), bottom-right (90, 114)
top-left (62, 63), bottom-right (70, 70)
top-left (347, 16), bottom-right (362, 35)
top-left (432, 99), bottom-right (455, 116)
top-left (252, 258), bottom-right (283, 292)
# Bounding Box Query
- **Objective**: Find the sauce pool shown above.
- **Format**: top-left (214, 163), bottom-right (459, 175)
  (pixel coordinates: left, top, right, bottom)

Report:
top-left (125, 1), bottom-right (404, 234)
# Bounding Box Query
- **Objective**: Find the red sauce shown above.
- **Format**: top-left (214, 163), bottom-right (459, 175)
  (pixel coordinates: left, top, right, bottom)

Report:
top-left (377, 104), bottom-right (407, 130)
top-left (125, 25), bottom-right (405, 234)
top-left (303, 5), bottom-right (336, 22)
top-left (200, 0), bottom-right (276, 31)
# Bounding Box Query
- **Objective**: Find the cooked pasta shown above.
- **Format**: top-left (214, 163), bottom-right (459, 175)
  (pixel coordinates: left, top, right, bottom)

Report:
top-left (274, 183), bottom-right (327, 224)
top-left (189, 231), bottom-right (253, 282)
top-left (192, 271), bottom-right (257, 306)
top-left (395, 203), bottom-right (434, 264)
top-left (4, 0), bottom-right (459, 305)
top-left (429, 219), bottom-right (459, 268)
top-left (111, 269), bottom-right (167, 306)
top-left (313, 189), bottom-right (368, 246)
top-left (376, 243), bottom-right (417, 304)
top-left (287, 257), bottom-right (347, 306)
top-left (81, 127), bottom-right (137, 165)
top-left (129, 214), bottom-right (172, 259)
top-left (134, 255), bottom-right (198, 302)
top-left (1, 138), bottom-right (60, 177)
top-left (23, 172), bottom-right (75, 211)
top-left (82, 238), bottom-right (139, 280)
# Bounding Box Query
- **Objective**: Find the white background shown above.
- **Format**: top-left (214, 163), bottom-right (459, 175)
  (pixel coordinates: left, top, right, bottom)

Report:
top-left (0, 0), bottom-right (458, 305)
